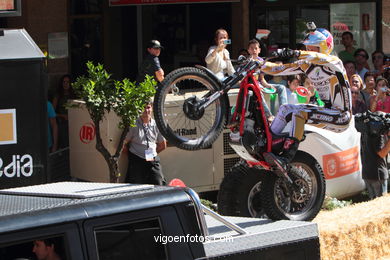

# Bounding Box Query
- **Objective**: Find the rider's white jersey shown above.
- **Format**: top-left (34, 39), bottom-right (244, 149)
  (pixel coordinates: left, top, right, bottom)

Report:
top-left (261, 51), bottom-right (352, 113)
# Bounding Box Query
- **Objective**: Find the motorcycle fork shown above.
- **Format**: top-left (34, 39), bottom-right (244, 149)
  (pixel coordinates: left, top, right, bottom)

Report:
top-left (249, 77), bottom-right (273, 153)
top-left (231, 75), bottom-right (295, 186)
top-left (248, 78), bottom-right (296, 185)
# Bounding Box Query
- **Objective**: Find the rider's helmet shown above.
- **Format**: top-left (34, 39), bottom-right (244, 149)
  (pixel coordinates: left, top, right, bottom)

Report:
top-left (302, 22), bottom-right (334, 55)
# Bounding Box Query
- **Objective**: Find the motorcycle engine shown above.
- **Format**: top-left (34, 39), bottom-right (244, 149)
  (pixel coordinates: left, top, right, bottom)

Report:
top-left (242, 118), bottom-right (266, 157)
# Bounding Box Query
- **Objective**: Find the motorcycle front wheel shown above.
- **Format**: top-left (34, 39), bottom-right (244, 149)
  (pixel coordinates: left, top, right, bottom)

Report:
top-left (153, 67), bottom-right (227, 150)
top-left (260, 152), bottom-right (326, 221)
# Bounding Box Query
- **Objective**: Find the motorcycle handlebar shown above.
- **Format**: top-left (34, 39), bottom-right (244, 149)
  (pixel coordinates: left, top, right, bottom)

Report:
top-left (223, 50), bottom-right (299, 90)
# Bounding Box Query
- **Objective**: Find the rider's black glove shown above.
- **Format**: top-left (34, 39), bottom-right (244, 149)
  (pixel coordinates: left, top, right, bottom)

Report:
top-left (271, 48), bottom-right (300, 59)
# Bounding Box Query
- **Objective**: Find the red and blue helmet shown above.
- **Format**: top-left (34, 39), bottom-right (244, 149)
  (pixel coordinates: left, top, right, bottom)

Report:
top-left (303, 27), bottom-right (334, 55)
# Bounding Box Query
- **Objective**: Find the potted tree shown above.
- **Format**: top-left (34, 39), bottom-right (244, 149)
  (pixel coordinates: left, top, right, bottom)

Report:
top-left (72, 62), bottom-right (156, 183)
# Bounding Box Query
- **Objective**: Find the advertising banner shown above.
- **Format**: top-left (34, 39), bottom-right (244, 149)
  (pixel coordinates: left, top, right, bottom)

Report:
top-left (322, 146), bottom-right (360, 180)
top-left (0, 0), bottom-right (14, 10)
top-left (109, 0), bottom-right (237, 6)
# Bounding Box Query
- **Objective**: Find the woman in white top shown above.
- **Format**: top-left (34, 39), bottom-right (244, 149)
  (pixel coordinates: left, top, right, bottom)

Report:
top-left (205, 28), bottom-right (235, 81)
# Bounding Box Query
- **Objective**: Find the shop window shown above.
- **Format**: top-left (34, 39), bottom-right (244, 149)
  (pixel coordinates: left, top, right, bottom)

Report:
top-left (295, 5), bottom-right (328, 44)
top-left (268, 10), bottom-right (290, 48)
top-left (94, 218), bottom-right (166, 260)
top-left (252, 1), bottom-right (378, 58)
top-left (330, 2), bottom-right (376, 62)
top-left (69, 0), bottom-right (103, 78)
top-left (70, 17), bottom-right (103, 78)
top-left (255, 9), bottom-right (289, 51)
top-left (70, 0), bottom-right (102, 15)
top-left (0, 235), bottom-right (68, 260)
top-left (140, 3), bottom-right (231, 73)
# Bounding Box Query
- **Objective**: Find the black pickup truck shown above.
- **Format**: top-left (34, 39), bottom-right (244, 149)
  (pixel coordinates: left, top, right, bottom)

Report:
top-left (0, 182), bottom-right (320, 259)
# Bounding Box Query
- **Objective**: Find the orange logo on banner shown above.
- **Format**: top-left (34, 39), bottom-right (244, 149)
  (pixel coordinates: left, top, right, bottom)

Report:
top-left (322, 146), bottom-right (360, 179)
top-left (79, 123), bottom-right (95, 144)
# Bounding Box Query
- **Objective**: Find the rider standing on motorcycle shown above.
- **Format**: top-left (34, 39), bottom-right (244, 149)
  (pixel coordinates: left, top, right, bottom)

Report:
top-left (260, 22), bottom-right (352, 172)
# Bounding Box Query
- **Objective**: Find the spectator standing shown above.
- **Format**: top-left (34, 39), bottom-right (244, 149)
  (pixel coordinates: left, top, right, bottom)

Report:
top-left (52, 74), bottom-right (76, 148)
top-left (350, 74), bottom-right (364, 90)
top-left (354, 48), bottom-right (370, 80)
top-left (371, 50), bottom-right (385, 77)
top-left (137, 40), bottom-right (164, 83)
top-left (384, 55), bottom-right (390, 81)
top-left (361, 126), bottom-right (390, 199)
top-left (338, 31), bottom-right (356, 62)
top-left (205, 28), bottom-right (235, 81)
top-left (370, 77), bottom-right (390, 113)
top-left (350, 74), bottom-right (368, 114)
top-left (47, 101), bottom-right (58, 153)
top-left (343, 60), bottom-right (357, 84)
top-left (362, 72), bottom-right (377, 108)
top-left (124, 102), bottom-right (167, 185)
top-left (351, 85), bottom-right (367, 115)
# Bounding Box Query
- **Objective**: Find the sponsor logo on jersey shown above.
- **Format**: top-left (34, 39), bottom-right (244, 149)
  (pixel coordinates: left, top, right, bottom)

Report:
top-left (310, 113), bottom-right (334, 122)
top-left (271, 65), bottom-right (285, 72)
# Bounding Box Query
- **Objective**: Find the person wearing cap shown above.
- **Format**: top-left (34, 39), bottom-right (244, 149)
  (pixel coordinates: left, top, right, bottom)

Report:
top-left (136, 40), bottom-right (164, 83)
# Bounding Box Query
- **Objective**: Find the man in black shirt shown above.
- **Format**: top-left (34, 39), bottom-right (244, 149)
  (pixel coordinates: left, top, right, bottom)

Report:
top-left (361, 129), bottom-right (390, 199)
top-left (137, 40), bottom-right (164, 83)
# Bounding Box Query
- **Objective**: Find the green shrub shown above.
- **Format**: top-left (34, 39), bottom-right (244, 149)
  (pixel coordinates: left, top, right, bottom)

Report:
top-left (201, 199), bottom-right (217, 211)
top-left (322, 195), bottom-right (352, 211)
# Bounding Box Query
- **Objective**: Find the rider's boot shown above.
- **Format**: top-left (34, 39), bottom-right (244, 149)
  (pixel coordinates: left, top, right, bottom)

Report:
top-left (263, 137), bottom-right (300, 177)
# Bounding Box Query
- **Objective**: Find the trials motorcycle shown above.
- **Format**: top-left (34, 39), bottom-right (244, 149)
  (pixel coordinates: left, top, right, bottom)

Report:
top-left (153, 55), bottom-right (326, 221)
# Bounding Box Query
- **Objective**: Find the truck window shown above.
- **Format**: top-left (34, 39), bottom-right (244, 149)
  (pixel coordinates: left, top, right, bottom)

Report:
top-left (94, 218), bottom-right (166, 260)
top-left (0, 235), bottom-right (67, 260)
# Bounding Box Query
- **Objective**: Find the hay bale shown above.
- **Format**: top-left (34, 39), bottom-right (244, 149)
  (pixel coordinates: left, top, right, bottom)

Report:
top-left (313, 194), bottom-right (390, 260)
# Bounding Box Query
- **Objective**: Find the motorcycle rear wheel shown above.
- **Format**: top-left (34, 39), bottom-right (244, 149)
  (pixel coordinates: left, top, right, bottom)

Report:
top-left (153, 67), bottom-right (227, 150)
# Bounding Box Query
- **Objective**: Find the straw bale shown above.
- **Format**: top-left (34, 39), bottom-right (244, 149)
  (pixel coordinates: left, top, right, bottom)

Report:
top-left (313, 194), bottom-right (390, 260)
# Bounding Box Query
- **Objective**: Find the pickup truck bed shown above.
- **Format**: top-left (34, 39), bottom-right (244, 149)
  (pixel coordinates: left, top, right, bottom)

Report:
top-left (204, 215), bottom-right (319, 259)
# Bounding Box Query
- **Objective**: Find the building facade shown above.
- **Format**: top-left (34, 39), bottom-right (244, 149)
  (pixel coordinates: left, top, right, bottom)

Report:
top-left (1, 0), bottom-right (388, 93)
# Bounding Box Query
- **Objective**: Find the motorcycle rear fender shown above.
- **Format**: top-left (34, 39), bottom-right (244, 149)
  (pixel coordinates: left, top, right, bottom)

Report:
top-left (195, 65), bottom-right (231, 124)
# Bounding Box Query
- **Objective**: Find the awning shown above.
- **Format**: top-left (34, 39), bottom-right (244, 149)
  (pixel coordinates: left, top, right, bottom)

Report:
top-left (109, 0), bottom-right (238, 6)
top-left (0, 29), bottom-right (45, 60)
